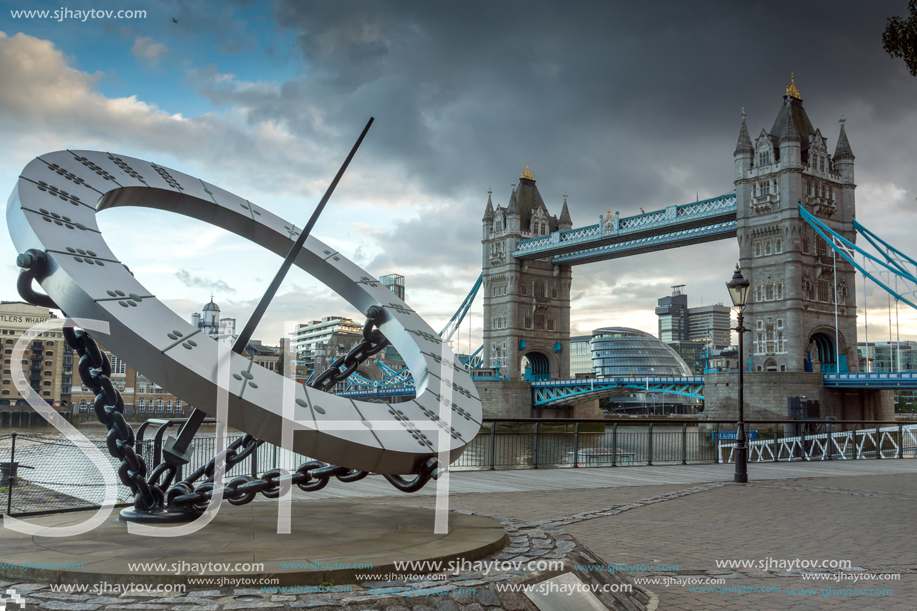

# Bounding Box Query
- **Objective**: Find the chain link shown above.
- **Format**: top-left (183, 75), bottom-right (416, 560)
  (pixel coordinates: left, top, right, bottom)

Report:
top-left (49, 294), bottom-right (440, 515)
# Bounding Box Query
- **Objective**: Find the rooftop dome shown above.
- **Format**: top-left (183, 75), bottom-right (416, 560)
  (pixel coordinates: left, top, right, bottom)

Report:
top-left (202, 298), bottom-right (220, 312)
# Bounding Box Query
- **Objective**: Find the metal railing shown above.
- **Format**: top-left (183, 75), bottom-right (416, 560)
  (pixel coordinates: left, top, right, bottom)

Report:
top-left (2, 418), bottom-right (913, 517)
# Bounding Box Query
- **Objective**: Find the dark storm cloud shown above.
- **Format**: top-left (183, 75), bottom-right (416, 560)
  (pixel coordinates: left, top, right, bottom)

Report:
top-left (191, 1), bottom-right (917, 336)
top-left (258, 0), bottom-right (917, 219)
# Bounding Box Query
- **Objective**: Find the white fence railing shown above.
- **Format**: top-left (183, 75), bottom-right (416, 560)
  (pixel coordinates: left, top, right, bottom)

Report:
top-left (718, 423), bottom-right (917, 463)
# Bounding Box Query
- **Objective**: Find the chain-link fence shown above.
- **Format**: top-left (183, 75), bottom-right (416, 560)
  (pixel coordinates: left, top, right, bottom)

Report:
top-left (1, 433), bottom-right (134, 516)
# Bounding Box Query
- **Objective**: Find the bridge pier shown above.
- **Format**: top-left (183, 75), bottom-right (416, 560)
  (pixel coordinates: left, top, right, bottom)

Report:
top-left (702, 372), bottom-right (894, 427)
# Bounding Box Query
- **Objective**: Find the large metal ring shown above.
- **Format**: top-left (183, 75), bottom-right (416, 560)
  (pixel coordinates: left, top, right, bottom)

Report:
top-left (6, 151), bottom-right (483, 474)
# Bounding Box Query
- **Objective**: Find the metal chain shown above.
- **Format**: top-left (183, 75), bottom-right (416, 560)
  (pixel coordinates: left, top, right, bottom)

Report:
top-left (63, 327), bottom-right (163, 512)
top-left (310, 306), bottom-right (391, 392)
top-left (20, 259), bottom-right (439, 515)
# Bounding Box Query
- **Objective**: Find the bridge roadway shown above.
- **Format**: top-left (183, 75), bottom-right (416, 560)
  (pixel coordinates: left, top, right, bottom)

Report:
top-left (337, 372), bottom-right (917, 406)
top-left (512, 192), bottom-right (737, 264)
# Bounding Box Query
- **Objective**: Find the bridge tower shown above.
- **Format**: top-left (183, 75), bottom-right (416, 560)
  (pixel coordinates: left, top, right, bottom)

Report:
top-left (481, 164), bottom-right (572, 381)
top-left (734, 75), bottom-right (858, 375)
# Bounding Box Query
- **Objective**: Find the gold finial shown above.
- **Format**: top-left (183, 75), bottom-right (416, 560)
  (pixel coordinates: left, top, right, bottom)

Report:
top-left (786, 72), bottom-right (801, 99)
top-left (521, 161), bottom-right (535, 180)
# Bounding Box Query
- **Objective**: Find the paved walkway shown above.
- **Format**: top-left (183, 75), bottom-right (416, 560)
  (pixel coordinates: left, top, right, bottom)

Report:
top-left (294, 456), bottom-right (917, 500)
top-left (5, 459), bottom-right (917, 610)
top-left (362, 460), bottom-right (917, 610)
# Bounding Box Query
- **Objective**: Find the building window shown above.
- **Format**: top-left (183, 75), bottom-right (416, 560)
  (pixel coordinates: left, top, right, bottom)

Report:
top-left (45, 351), bottom-right (53, 356)
top-left (521, 284), bottom-right (527, 296)
top-left (547, 318), bottom-right (555, 331)
top-left (44, 371), bottom-right (51, 376)
top-left (139, 380), bottom-right (146, 393)
top-left (758, 150), bottom-right (770, 166)
top-left (765, 240), bottom-right (772, 256)
top-left (108, 353), bottom-right (126, 375)
top-left (534, 314), bottom-right (545, 330)
top-left (754, 241), bottom-right (762, 257)
top-left (534, 281), bottom-right (546, 298)
top-left (775, 237), bottom-right (783, 253)
top-left (816, 236), bottom-right (827, 257)
top-left (524, 316), bottom-right (533, 329)
top-left (166, 400), bottom-right (173, 413)
top-left (157, 399), bottom-right (164, 412)
top-left (79, 400), bottom-right (88, 413)
top-left (551, 286), bottom-right (558, 299)
top-left (176, 399), bottom-right (183, 411)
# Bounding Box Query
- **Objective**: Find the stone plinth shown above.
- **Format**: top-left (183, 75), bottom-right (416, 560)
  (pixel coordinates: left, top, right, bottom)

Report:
top-left (0, 500), bottom-right (505, 586)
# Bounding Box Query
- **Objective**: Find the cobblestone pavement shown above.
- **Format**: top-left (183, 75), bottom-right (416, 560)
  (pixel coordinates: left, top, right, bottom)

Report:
top-left (370, 466), bottom-right (916, 610)
top-left (4, 462), bottom-right (916, 610)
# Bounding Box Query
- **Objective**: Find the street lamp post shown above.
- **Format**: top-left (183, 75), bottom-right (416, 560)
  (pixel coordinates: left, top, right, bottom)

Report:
top-left (726, 265), bottom-right (750, 484)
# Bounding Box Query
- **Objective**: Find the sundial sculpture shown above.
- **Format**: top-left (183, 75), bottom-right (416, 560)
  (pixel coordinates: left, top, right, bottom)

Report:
top-left (6, 119), bottom-right (482, 521)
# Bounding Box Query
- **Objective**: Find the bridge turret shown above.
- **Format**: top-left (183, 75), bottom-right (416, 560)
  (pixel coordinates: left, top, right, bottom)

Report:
top-left (833, 116), bottom-right (855, 185)
top-left (482, 188), bottom-right (494, 239)
top-left (733, 109), bottom-right (754, 181)
top-left (505, 182), bottom-right (521, 234)
top-left (558, 193), bottom-right (573, 233)
top-left (779, 104), bottom-right (802, 169)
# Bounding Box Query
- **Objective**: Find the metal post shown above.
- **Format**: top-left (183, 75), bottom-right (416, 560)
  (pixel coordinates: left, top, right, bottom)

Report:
top-left (852, 423), bottom-right (858, 459)
top-left (800, 424), bottom-right (807, 461)
top-left (573, 422), bottom-right (580, 468)
top-left (532, 422), bottom-right (540, 469)
top-left (714, 424), bottom-right (720, 464)
top-left (898, 424), bottom-right (904, 459)
top-left (489, 422), bottom-right (496, 470)
top-left (273, 443), bottom-right (279, 471)
top-left (876, 421), bottom-right (882, 459)
top-left (681, 422), bottom-right (687, 465)
top-left (647, 423), bottom-right (654, 466)
top-left (735, 308), bottom-right (748, 482)
top-left (612, 423), bottom-right (618, 467)
top-left (251, 442), bottom-right (259, 477)
top-left (6, 431), bottom-right (16, 517)
top-left (773, 424), bottom-right (779, 462)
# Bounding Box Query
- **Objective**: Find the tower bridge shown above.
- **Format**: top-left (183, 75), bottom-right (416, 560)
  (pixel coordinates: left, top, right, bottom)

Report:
top-left (342, 76), bottom-right (903, 423)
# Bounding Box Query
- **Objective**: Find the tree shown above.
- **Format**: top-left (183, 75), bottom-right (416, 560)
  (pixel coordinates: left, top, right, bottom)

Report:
top-left (884, 0), bottom-right (917, 76)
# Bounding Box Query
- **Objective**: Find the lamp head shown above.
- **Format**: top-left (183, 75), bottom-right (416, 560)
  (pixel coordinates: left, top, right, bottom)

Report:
top-left (726, 264), bottom-right (750, 308)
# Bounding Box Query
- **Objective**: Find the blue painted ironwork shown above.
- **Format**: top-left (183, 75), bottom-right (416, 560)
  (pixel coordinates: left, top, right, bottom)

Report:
top-left (823, 372), bottom-right (917, 389)
top-left (341, 276), bottom-right (483, 394)
top-left (799, 204), bottom-right (917, 310)
top-left (439, 273), bottom-right (483, 342)
top-left (532, 377), bottom-right (706, 407)
top-left (513, 193), bottom-right (737, 264)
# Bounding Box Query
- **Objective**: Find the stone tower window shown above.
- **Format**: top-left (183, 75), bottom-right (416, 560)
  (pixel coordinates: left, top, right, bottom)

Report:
top-left (521, 284), bottom-right (527, 296)
top-left (775, 237), bottom-right (783, 253)
top-left (534, 314), bottom-right (545, 330)
top-left (816, 236), bottom-right (827, 257)
top-left (552, 286), bottom-right (558, 299)
top-left (534, 281), bottom-right (546, 298)
top-left (758, 151), bottom-right (771, 166)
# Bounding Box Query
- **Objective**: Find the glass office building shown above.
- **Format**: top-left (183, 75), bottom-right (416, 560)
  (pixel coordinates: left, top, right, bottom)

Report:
top-left (592, 327), bottom-right (692, 377)
top-left (570, 335), bottom-right (594, 377)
